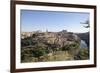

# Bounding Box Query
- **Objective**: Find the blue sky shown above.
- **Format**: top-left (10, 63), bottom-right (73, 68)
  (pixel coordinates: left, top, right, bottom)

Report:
top-left (21, 10), bottom-right (89, 33)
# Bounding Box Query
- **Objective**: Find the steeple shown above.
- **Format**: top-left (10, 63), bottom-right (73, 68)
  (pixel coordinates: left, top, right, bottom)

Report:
top-left (46, 29), bottom-right (48, 33)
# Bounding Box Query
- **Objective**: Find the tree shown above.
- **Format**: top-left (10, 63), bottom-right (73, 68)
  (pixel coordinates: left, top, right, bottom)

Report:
top-left (80, 20), bottom-right (90, 28)
top-left (32, 45), bottom-right (47, 61)
top-left (61, 43), bottom-right (80, 55)
top-left (21, 37), bottom-right (33, 47)
top-left (75, 48), bottom-right (89, 60)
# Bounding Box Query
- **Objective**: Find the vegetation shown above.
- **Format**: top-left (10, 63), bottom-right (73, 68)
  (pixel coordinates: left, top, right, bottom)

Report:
top-left (21, 31), bottom-right (89, 63)
top-left (61, 43), bottom-right (80, 55)
top-left (21, 37), bottom-right (33, 47)
top-left (74, 48), bottom-right (89, 60)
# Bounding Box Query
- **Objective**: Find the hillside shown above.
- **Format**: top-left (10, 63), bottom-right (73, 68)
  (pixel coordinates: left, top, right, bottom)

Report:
top-left (21, 30), bottom-right (89, 63)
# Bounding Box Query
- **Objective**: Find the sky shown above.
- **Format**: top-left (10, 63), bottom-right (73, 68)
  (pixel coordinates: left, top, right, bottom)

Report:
top-left (21, 10), bottom-right (89, 33)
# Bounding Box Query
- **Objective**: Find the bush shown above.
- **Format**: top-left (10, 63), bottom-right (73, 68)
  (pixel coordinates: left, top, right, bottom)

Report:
top-left (75, 48), bottom-right (89, 60)
top-left (61, 43), bottom-right (80, 55)
top-left (32, 45), bottom-right (47, 60)
top-left (21, 37), bottom-right (33, 47)
top-left (21, 48), bottom-right (33, 62)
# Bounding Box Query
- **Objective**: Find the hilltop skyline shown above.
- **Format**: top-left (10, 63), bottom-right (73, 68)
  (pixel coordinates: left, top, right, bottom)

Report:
top-left (21, 10), bottom-right (89, 33)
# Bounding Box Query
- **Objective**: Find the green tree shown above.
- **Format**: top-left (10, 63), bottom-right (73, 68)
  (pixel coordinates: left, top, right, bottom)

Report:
top-left (75, 48), bottom-right (89, 60)
top-left (80, 20), bottom-right (90, 28)
top-left (21, 48), bottom-right (33, 62)
top-left (21, 37), bottom-right (33, 47)
top-left (61, 43), bottom-right (80, 55)
top-left (32, 45), bottom-right (47, 61)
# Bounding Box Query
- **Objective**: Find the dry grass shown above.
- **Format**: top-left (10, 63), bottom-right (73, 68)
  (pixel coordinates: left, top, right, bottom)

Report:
top-left (21, 51), bottom-right (74, 63)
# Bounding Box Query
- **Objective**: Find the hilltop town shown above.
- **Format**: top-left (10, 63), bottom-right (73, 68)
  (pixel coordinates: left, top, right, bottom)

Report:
top-left (21, 30), bottom-right (89, 62)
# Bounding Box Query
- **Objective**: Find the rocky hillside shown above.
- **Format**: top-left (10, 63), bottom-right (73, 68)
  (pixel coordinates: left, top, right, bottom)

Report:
top-left (21, 30), bottom-right (89, 62)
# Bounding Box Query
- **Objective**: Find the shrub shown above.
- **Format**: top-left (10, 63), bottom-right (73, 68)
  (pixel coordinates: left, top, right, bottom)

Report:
top-left (21, 48), bottom-right (33, 62)
top-left (61, 43), bottom-right (80, 55)
top-left (32, 45), bottom-right (47, 61)
top-left (75, 48), bottom-right (89, 60)
top-left (21, 37), bottom-right (33, 47)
